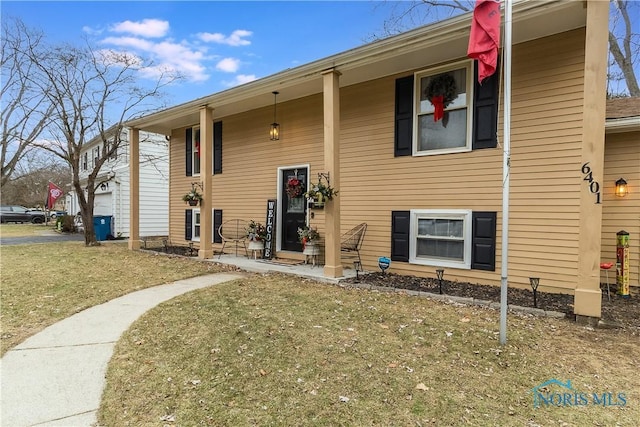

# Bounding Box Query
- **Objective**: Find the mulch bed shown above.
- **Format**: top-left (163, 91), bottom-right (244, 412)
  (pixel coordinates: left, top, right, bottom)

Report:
top-left (342, 272), bottom-right (639, 336)
top-left (145, 246), bottom-right (639, 335)
top-left (147, 245), bottom-right (198, 257)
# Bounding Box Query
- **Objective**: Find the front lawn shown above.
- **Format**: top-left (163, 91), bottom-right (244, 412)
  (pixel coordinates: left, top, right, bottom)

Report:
top-left (99, 274), bottom-right (639, 426)
top-left (0, 242), bottom-right (225, 355)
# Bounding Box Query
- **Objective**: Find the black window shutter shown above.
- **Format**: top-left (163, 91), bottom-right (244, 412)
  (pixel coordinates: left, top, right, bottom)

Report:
top-left (391, 210), bottom-right (410, 262)
top-left (394, 75), bottom-right (414, 157)
top-left (213, 121), bottom-right (222, 174)
top-left (185, 209), bottom-right (193, 241)
top-left (471, 211), bottom-right (496, 271)
top-left (213, 209), bottom-right (223, 243)
top-left (185, 128), bottom-right (193, 176)
top-left (472, 62), bottom-right (499, 150)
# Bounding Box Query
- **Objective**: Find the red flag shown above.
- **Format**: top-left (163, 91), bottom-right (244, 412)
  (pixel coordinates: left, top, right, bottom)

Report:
top-left (468, 0), bottom-right (501, 84)
top-left (47, 182), bottom-right (63, 209)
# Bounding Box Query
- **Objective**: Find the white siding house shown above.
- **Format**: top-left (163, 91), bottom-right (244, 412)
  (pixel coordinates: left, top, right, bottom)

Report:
top-left (66, 128), bottom-right (169, 238)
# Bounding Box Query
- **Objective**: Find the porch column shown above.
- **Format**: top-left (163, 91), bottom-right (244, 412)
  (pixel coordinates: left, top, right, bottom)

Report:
top-left (199, 106), bottom-right (214, 259)
top-left (322, 69), bottom-right (343, 278)
top-left (574, 0), bottom-right (608, 322)
top-left (128, 127), bottom-right (140, 250)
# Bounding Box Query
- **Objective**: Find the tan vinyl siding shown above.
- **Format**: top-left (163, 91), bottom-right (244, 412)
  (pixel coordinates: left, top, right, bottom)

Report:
top-left (337, 28), bottom-right (586, 294)
top-left (601, 131), bottom-right (640, 288)
top-left (167, 28), bottom-right (588, 294)
top-left (169, 94), bottom-right (325, 252)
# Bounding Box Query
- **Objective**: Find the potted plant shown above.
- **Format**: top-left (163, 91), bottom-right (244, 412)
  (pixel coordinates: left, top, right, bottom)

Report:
top-left (297, 225), bottom-right (320, 254)
top-left (286, 177), bottom-right (304, 198)
top-left (304, 180), bottom-right (338, 208)
top-left (246, 220), bottom-right (267, 251)
top-left (182, 188), bottom-right (203, 206)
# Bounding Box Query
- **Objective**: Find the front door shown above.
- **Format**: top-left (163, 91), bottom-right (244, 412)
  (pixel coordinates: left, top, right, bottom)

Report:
top-left (281, 167), bottom-right (307, 252)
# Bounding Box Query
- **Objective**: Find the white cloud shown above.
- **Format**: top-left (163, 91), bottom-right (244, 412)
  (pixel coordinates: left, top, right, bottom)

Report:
top-left (82, 26), bottom-right (103, 36)
top-left (222, 74), bottom-right (257, 87)
top-left (198, 29), bottom-right (252, 46)
top-left (111, 19), bottom-right (169, 38)
top-left (216, 57), bottom-right (240, 73)
top-left (97, 20), bottom-right (253, 83)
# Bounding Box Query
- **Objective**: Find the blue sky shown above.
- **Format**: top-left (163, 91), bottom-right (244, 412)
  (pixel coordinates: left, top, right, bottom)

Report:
top-left (3, 1), bottom-right (420, 106)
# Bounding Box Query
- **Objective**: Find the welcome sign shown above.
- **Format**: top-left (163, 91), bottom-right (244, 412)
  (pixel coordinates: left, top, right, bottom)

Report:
top-left (263, 199), bottom-right (277, 259)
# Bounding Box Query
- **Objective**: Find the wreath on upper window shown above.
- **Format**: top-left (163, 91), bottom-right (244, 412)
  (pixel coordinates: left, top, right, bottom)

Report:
top-left (425, 73), bottom-right (457, 123)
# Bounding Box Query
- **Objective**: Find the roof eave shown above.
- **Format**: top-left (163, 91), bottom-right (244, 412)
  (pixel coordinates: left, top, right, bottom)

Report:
top-left (606, 117), bottom-right (640, 134)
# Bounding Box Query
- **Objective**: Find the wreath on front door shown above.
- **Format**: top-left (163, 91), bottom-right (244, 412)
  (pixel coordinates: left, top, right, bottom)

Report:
top-left (286, 177), bottom-right (304, 198)
top-left (425, 73), bottom-right (457, 122)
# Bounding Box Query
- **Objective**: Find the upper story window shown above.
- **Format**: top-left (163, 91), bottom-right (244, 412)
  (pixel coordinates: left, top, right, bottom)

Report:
top-left (192, 127), bottom-right (201, 175)
top-left (414, 61), bottom-right (472, 155)
top-left (82, 153), bottom-right (88, 171)
top-left (93, 146), bottom-right (100, 167)
top-left (105, 140), bottom-right (117, 161)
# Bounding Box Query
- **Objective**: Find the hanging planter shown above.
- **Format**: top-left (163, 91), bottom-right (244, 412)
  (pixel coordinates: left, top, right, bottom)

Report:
top-left (425, 73), bottom-right (457, 122)
top-left (304, 175), bottom-right (337, 209)
top-left (182, 187), bottom-right (203, 206)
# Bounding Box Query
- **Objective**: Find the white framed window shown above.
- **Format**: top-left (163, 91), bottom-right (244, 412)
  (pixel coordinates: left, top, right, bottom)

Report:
top-left (414, 60), bottom-right (473, 156)
top-left (93, 146), bottom-right (100, 167)
top-left (192, 127), bottom-right (201, 175)
top-left (82, 153), bottom-right (88, 171)
top-left (409, 209), bottom-right (472, 269)
top-left (192, 208), bottom-right (201, 242)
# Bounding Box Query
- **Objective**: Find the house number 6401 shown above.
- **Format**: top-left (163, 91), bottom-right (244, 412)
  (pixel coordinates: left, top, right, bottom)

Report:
top-left (581, 162), bottom-right (601, 204)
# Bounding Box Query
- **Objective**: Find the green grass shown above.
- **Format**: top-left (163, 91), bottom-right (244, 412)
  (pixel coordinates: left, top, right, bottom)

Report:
top-left (0, 222), bottom-right (56, 237)
top-left (0, 241), bottom-right (225, 354)
top-left (99, 274), bottom-right (640, 426)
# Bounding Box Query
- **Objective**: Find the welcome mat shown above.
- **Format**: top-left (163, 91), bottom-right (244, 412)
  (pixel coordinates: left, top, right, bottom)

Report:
top-left (258, 258), bottom-right (305, 266)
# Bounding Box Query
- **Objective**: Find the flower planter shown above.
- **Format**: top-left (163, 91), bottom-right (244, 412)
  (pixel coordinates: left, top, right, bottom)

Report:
top-left (308, 199), bottom-right (324, 209)
top-left (248, 240), bottom-right (265, 251)
top-left (303, 241), bottom-right (319, 255)
top-left (187, 200), bottom-right (199, 206)
top-left (248, 239), bottom-right (264, 260)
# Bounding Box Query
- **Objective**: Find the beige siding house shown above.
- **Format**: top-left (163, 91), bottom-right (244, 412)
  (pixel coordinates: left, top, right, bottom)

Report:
top-left (127, 1), bottom-right (636, 322)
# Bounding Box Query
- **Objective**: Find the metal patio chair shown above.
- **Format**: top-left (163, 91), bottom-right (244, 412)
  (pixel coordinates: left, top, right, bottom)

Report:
top-left (340, 223), bottom-right (367, 265)
top-left (218, 219), bottom-right (248, 258)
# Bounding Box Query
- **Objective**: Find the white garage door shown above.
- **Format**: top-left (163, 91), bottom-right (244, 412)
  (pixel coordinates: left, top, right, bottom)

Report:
top-left (94, 193), bottom-right (113, 216)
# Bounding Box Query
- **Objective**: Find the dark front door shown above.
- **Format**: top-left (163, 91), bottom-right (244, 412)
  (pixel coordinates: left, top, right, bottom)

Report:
top-left (281, 168), bottom-right (307, 252)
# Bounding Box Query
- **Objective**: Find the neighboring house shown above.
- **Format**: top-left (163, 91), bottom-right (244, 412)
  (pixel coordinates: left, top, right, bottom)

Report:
top-left (66, 127), bottom-right (169, 238)
top-left (127, 1), bottom-right (638, 322)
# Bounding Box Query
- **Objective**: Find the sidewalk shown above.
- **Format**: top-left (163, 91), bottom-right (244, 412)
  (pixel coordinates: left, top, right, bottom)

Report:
top-left (0, 272), bottom-right (244, 427)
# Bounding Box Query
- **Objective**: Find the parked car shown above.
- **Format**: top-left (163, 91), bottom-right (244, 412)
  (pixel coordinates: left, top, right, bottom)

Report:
top-left (0, 206), bottom-right (46, 224)
top-left (47, 210), bottom-right (68, 220)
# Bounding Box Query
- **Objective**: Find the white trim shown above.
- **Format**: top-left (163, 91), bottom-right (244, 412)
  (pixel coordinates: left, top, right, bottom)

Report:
top-left (412, 60), bottom-right (474, 157)
top-left (605, 117), bottom-right (640, 134)
top-left (191, 126), bottom-right (201, 176)
top-left (191, 208), bottom-right (201, 242)
top-left (276, 164), bottom-right (310, 253)
top-left (409, 209), bottom-right (472, 269)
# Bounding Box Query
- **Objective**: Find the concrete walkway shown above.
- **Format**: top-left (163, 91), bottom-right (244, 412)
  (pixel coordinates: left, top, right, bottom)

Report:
top-left (0, 272), bottom-right (244, 427)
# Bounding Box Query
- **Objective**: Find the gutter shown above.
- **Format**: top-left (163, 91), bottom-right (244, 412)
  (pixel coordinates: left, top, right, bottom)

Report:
top-left (127, 0), bottom-right (577, 131)
top-left (606, 117), bottom-right (640, 134)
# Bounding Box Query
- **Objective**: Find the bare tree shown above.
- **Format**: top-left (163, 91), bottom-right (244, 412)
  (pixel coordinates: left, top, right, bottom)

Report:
top-left (375, 0), bottom-right (639, 98)
top-left (608, 0), bottom-right (639, 97)
top-left (2, 159), bottom-right (70, 208)
top-left (1, 18), bottom-right (54, 188)
top-left (17, 30), bottom-right (177, 245)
